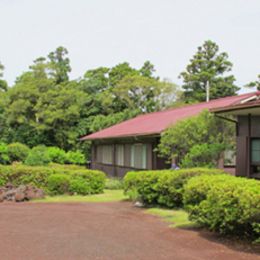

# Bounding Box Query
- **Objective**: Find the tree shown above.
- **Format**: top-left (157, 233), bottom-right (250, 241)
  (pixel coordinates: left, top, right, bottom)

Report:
top-left (246, 74), bottom-right (260, 90)
top-left (180, 40), bottom-right (239, 103)
top-left (140, 60), bottom-right (156, 78)
top-left (112, 75), bottom-right (180, 112)
top-left (158, 110), bottom-right (235, 166)
top-left (48, 46), bottom-right (71, 84)
top-left (0, 61), bottom-right (8, 92)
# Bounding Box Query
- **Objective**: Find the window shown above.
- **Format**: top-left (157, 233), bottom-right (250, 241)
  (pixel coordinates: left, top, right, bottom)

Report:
top-left (116, 145), bottom-right (124, 166)
top-left (97, 145), bottom-right (113, 164)
top-left (102, 145), bottom-right (113, 164)
top-left (131, 144), bottom-right (147, 169)
top-left (251, 139), bottom-right (260, 164)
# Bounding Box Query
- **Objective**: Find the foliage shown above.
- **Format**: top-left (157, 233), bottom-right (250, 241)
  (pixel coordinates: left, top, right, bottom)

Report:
top-left (0, 164), bottom-right (106, 195)
top-left (71, 170), bottom-right (106, 194)
top-left (158, 110), bottom-right (234, 165)
top-left (123, 168), bottom-right (225, 207)
top-left (181, 143), bottom-right (226, 168)
top-left (24, 145), bottom-right (51, 166)
top-left (0, 143), bottom-right (10, 165)
top-left (66, 151), bottom-right (85, 165)
top-left (105, 178), bottom-right (124, 190)
top-left (69, 178), bottom-right (93, 195)
top-left (183, 174), bottom-right (260, 240)
top-left (246, 74), bottom-right (260, 90)
top-left (179, 40), bottom-right (239, 102)
top-left (0, 47), bottom-right (181, 154)
top-left (47, 147), bottom-right (67, 164)
top-left (7, 142), bottom-right (30, 163)
top-left (111, 74), bottom-right (180, 113)
top-left (47, 174), bottom-right (71, 195)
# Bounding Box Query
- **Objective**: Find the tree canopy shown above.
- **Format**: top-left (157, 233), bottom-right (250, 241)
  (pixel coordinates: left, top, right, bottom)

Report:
top-left (0, 48), bottom-right (180, 154)
top-left (158, 111), bottom-right (235, 167)
top-left (246, 74), bottom-right (260, 90)
top-left (179, 40), bottom-right (239, 103)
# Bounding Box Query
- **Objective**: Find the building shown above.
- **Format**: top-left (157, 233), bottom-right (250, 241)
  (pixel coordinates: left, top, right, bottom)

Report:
top-left (81, 91), bottom-right (259, 177)
top-left (212, 92), bottom-right (260, 179)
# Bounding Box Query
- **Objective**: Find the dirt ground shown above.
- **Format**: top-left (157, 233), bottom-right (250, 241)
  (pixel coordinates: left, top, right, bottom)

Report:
top-left (0, 202), bottom-right (259, 260)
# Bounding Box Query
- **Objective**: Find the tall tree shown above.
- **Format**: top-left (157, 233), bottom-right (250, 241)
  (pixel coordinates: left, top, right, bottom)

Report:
top-left (0, 62), bottom-right (8, 92)
top-left (112, 75), bottom-right (179, 112)
top-left (246, 74), bottom-right (260, 90)
top-left (48, 46), bottom-right (71, 84)
top-left (180, 40), bottom-right (239, 103)
top-left (140, 60), bottom-right (156, 78)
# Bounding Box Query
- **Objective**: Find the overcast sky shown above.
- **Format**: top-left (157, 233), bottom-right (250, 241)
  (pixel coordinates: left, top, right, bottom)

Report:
top-left (0, 0), bottom-right (259, 93)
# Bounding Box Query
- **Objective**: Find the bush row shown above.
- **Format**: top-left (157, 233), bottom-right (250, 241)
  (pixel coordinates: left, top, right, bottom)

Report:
top-left (124, 168), bottom-right (225, 207)
top-left (123, 169), bottom-right (260, 241)
top-left (0, 142), bottom-right (85, 166)
top-left (0, 164), bottom-right (106, 195)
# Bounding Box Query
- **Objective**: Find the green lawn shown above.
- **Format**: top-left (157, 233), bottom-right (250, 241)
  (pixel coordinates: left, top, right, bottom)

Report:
top-left (145, 208), bottom-right (196, 228)
top-left (33, 189), bottom-right (127, 203)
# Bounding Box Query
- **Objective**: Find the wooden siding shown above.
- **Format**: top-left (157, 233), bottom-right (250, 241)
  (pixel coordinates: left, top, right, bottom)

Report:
top-left (90, 136), bottom-right (169, 177)
top-left (236, 115), bottom-right (260, 178)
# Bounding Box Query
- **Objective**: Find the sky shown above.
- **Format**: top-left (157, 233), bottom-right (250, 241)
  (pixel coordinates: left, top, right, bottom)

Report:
top-left (0, 0), bottom-right (259, 93)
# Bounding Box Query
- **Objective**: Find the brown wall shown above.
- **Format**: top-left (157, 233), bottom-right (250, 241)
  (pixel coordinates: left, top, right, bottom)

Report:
top-left (236, 115), bottom-right (260, 177)
top-left (90, 136), bottom-right (169, 177)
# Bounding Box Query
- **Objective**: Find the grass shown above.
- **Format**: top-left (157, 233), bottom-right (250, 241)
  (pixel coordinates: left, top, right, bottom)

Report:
top-left (33, 189), bottom-right (127, 203)
top-left (145, 208), bottom-right (196, 228)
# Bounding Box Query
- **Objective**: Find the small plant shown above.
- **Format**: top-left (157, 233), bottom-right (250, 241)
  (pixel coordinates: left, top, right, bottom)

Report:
top-left (8, 142), bottom-right (30, 163)
top-left (69, 178), bottom-right (92, 195)
top-left (105, 178), bottom-right (124, 190)
top-left (25, 145), bottom-right (51, 166)
top-left (47, 174), bottom-right (71, 195)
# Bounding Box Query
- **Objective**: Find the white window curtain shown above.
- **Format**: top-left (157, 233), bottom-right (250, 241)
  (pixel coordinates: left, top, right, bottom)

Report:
top-left (131, 144), bottom-right (147, 169)
top-left (116, 145), bottom-right (124, 166)
top-left (102, 145), bottom-right (113, 164)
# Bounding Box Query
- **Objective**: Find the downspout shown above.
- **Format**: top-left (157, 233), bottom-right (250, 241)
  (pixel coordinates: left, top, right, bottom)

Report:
top-left (247, 114), bottom-right (251, 178)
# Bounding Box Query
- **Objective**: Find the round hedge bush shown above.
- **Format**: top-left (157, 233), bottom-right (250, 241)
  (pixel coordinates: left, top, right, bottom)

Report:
top-left (8, 142), bottom-right (30, 163)
top-left (47, 174), bottom-right (71, 195)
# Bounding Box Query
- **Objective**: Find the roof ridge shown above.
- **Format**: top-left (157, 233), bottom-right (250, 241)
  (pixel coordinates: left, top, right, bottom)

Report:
top-left (134, 91), bottom-right (258, 118)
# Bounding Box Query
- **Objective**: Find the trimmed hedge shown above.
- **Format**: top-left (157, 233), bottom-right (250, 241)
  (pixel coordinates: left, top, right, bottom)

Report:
top-left (183, 174), bottom-right (260, 240)
top-left (124, 168), bottom-right (225, 207)
top-left (0, 164), bottom-right (106, 195)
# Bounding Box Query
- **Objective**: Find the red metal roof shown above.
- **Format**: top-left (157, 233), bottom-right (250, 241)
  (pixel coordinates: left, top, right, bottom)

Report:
top-left (81, 91), bottom-right (260, 140)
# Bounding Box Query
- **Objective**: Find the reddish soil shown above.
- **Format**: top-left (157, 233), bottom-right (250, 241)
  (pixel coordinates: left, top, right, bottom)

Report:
top-left (0, 201), bottom-right (259, 260)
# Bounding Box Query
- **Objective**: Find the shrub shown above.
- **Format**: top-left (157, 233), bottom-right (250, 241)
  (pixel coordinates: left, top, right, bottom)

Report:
top-left (70, 170), bottom-right (106, 194)
top-left (47, 174), bottom-right (71, 195)
top-left (25, 145), bottom-right (51, 166)
top-left (156, 168), bottom-right (225, 208)
top-left (7, 142), bottom-right (30, 163)
top-left (0, 143), bottom-right (10, 165)
top-left (66, 151), bottom-right (85, 165)
top-left (47, 147), bottom-right (67, 164)
top-left (69, 178), bottom-right (92, 195)
top-left (105, 178), bottom-right (124, 190)
top-left (124, 168), bottom-right (225, 207)
top-left (183, 174), bottom-right (260, 240)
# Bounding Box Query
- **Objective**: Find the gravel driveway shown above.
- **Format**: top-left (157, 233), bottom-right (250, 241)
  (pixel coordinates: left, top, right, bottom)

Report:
top-left (0, 202), bottom-right (259, 260)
